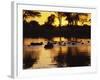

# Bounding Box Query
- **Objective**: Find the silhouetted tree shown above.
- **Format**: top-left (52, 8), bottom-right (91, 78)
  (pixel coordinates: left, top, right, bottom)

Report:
top-left (45, 14), bottom-right (55, 25)
top-left (73, 13), bottom-right (79, 26)
top-left (23, 10), bottom-right (41, 21)
top-left (43, 14), bottom-right (55, 39)
top-left (23, 10), bottom-right (41, 37)
top-left (64, 13), bottom-right (73, 26)
top-left (64, 13), bottom-right (79, 26)
top-left (56, 12), bottom-right (65, 41)
top-left (23, 20), bottom-right (40, 37)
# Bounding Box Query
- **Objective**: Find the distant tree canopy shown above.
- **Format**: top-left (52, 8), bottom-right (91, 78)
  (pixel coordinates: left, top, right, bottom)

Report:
top-left (23, 10), bottom-right (90, 26)
top-left (23, 10), bottom-right (41, 21)
top-left (55, 12), bottom-right (90, 26)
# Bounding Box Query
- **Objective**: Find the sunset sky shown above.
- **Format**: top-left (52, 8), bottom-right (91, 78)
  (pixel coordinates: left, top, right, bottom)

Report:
top-left (24, 10), bottom-right (91, 27)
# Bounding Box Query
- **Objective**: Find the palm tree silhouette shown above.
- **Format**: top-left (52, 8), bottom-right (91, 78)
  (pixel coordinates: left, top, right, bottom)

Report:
top-left (64, 13), bottom-right (79, 26)
top-left (56, 12), bottom-right (65, 41)
top-left (45, 14), bottom-right (55, 25)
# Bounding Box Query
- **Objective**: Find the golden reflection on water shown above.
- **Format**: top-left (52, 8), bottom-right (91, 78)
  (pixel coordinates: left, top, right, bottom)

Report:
top-left (23, 37), bottom-right (90, 69)
top-left (33, 49), bottom-right (53, 68)
top-left (52, 37), bottom-right (67, 41)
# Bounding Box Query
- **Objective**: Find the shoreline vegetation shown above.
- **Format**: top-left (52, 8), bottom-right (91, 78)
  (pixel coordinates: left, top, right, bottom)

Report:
top-left (23, 11), bottom-right (91, 39)
top-left (23, 21), bottom-right (90, 39)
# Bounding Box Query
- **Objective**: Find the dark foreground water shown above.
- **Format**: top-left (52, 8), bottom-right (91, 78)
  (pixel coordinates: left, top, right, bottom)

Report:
top-left (23, 37), bottom-right (90, 69)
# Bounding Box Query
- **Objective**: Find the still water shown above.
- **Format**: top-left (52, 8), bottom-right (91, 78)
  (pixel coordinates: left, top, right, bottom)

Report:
top-left (23, 37), bottom-right (90, 69)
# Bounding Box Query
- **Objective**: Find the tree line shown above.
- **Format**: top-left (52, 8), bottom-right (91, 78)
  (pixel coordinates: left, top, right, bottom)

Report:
top-left (23, 10), bottom-right (91, 38)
